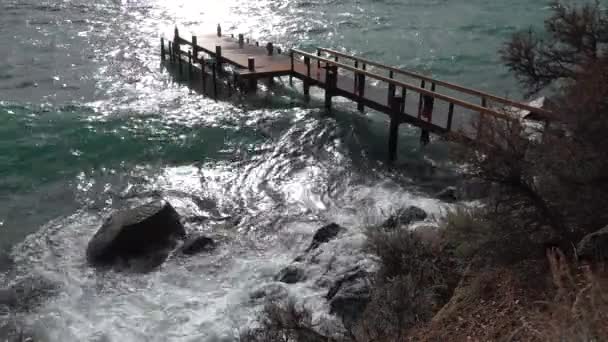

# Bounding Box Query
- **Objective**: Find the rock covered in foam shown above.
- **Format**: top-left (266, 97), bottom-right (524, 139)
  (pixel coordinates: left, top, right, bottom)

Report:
top-left (86, 199), bottom-right (185, 267)
top-left (381, 206), bottom-right (428, 229)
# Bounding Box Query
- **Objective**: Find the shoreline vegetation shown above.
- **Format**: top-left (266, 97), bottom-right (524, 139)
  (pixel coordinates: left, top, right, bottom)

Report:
top-left (2, 1), bottom-right (607, 341)
top-left (242, 1), bottom-right (608, 341)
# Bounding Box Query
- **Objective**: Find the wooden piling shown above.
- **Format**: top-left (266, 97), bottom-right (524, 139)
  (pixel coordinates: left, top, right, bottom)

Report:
top-left (303, 56), bottom-right (311, 97)
top-left (160, 37), bottom-right (165, 61)
top-left (447, 103), bottom-right (454, 131)
top-left (248, 57), bottom-right (257, 92)
top-left (357, 72), bottom-right (365, 111)
top-left (215, 45), bottom-right (222, 67)
top-left (388, 95), bottom-right (402, 163)
top-left (266, 42), bottom-right (274, 56)
top-left (217, 24), bottom-right (222, 37)
top-left (188, 50), bottom-right (192, 79)
top-left (212, 62), bottom-right (217, 99)
top-left (324, 64), bottom-right (338, 112)
top-left (238, 34), bottom-right (244, 47)
top-left (192, 35), bottom-right (198, 61)
top-left (201, 55), bottom-right (206, 94)
top-left (168, 40), bottom-right (172, 63)
top-left (177, 44), bottom-right (182, 77)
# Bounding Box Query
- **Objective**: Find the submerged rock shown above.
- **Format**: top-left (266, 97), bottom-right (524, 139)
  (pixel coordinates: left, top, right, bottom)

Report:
top-left (275, 264), bottom-right (305, 284)
top-left (382, 206), bottom-right (427, 229)
top-left (179, 235), bottom-right (216, 255)
top-left (86, 199), bottom-right (185, 267)
top-left (436, 186), bottom-right (458, 202)
top-left (327, 268), bottom-right (372, 328)
top-left (306, 223), bottom-right (346, 252)
top-left (577, 225), bottom-right (608, 264)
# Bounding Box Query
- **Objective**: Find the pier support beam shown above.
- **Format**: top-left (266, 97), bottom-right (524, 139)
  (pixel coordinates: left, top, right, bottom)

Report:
top-left (324, 64), bottom-right (338, 112)
top-left (160, 37), bottom-right (165, 61)
top-left (356, 72), bottom-right (365, 112)
top-left (247, 57), bottom-right (257, 93)
top-left (388, 95), bottom-right (402, 163)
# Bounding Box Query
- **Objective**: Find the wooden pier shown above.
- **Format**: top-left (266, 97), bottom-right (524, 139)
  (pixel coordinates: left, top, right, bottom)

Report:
top-left (161, 25), bottom-right (552, 162)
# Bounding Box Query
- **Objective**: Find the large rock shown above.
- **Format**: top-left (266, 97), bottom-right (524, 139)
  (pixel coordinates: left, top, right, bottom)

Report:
top-left (327, 268), bottom-right (371, 328)
top-left (306, 223), bottom-right (346, 252)
top-left (577, 225), bottom-right (608, 264)
top-left (275, 264), bottom-right (305, 284)
top-left (436, 186), bottom-right (458, 202)
top-left (179, 235), bottom-right (216, 255)
top-left (86, 199), bottom-right (185, 266)
top-left (381, 206), bottom-right (427, 229)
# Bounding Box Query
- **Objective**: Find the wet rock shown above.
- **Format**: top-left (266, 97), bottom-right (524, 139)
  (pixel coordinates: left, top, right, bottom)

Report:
top-left (275, 265), bottom-right (305, 284)
top-left (327, 268), bottom-right (372, 328)
top-left (577, 225), bottom-right (608, 264)
top-left (86, 199), bottom-right (185, 267)
top-left (249, 283), bottom-right (289, 303)
top-left (179, 235), bottom-right (216, 255)
top-left (306, 223), bottom-right (346, 252)
top-left (382, 206), bottom-right (427, 229)
top-left (436, 186), bottom-right (458, 202)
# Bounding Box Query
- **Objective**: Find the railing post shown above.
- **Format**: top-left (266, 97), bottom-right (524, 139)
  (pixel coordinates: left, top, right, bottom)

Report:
top-left (388, 95), bottom-right (402, 163)
top-left (417, 80), bottom-right (426, 118)
top-left (400, 87), bottom-right (407, 113)
top-left (160, 37), bottom-right (165, 61)
top-left (324, 64), bottom-right (338, 112)
top-left (447, 103), bottom-right (454, 131)
top-left (303, 56), bottom-right (311, 97)
top-left (357, 72), bottom-right (365, 112)
top-left (478, 97), bottom-right (487, 140)
top-left (217, 24), bottom-right (222, 37)
top-left (238, 34), bottom-right (244, 47)
top-left (289, 51), bottom-right (294, 86)
top-left (192, 35), bottom-right (198, 61)
top-left (317, 49), bottom-right (321, 68)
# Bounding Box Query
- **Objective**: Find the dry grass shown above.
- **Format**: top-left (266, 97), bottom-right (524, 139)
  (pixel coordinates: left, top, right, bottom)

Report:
top-left (522, 248), bottom-right (608, 341)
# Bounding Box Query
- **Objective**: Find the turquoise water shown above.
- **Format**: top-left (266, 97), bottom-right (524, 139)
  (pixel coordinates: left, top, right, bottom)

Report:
top-left (0, 0), bottom-right (550, 340)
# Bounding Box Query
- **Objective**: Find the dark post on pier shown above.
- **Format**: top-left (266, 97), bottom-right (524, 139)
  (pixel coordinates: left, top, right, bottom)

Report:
top-left (161, 26), bottom-right (553, 163)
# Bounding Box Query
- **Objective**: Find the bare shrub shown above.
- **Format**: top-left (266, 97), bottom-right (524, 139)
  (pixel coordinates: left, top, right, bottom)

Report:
top-left (439, 206), bottom-right (493, 259)
top-left (501, 1), bottom-right (608, 95)
top-left (239, 297), bottom-right (333, 342)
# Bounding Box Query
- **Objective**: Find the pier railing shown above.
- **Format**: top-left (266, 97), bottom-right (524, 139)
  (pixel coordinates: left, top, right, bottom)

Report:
top-left (291, 48), bottom-right (519, 139)
top-left (316, 48), bottom-right (552, 121)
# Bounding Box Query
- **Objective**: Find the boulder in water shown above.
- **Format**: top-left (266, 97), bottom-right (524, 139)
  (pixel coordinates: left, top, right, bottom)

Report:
top-left (382, 206), bottom-right (427, 229)
top-left (306, 223), bottom-right (346, 252)
top-left (275, 264), bottom-right (305, 284)
top-left (577, 225), bottom-right (608, 264)
top-left (436, 186), bottom-right (458, 202)
top-left (179, 235), bottom-right (216, 255)
top-left (86, 199), bottom-right (185, 266)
